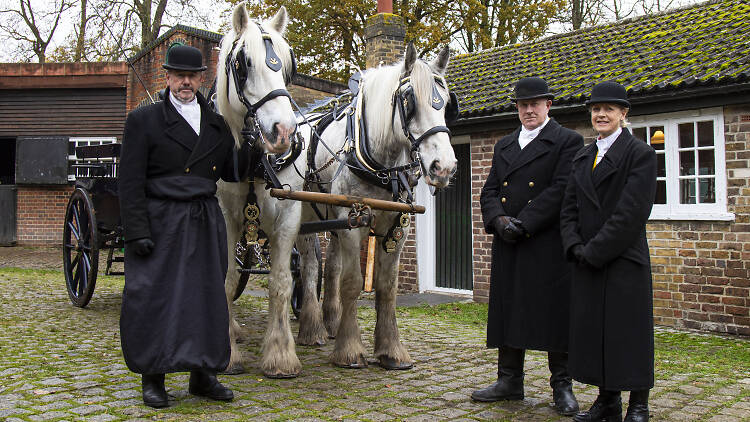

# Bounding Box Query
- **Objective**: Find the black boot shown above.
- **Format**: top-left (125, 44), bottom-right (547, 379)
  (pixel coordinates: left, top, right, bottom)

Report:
top-left (548, 351), bottom-right (579, 416)
top-left (189, 370), bottom-right (234, 401)
top-left (141, 373), bottom-right (169, 408)
top-left (573, 389), bottom-right (622, 422)
top-left (471, 346), bottom-right (525, 402)
top-left (624, 390), bottom-right (649, 422)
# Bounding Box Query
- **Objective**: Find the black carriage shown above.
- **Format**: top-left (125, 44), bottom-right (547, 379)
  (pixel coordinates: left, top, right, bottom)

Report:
top-left (62, 143), bottom-right (319, 314)
top-left (63, 144), bottom-right (124, 307)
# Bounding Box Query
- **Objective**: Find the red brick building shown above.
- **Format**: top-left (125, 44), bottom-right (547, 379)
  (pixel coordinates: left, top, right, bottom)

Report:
top-left (0, 62), bottom-right (128, 245)
top-left (441, 0), bottom-right (750, 336)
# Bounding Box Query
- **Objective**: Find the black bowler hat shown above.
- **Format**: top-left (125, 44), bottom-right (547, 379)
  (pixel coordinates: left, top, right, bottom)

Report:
top-left (585, 81), bottom-right (630, 108)
top-left (511, 77), bottom-right (555, 102)
top-left (162, 42), bottom-right (207, 72)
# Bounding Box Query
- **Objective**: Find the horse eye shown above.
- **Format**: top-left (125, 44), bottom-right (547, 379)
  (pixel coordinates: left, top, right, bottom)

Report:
top-left (246, 57), bottom-right (252, 67)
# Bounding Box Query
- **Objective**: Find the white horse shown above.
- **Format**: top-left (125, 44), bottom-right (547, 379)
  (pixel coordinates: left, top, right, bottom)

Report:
top-left (306, 44), bottom-right (456, 370)
top-left (214, 3), bottom-right (321, 377)
top-left (219, 6), bottom-right (457, 374)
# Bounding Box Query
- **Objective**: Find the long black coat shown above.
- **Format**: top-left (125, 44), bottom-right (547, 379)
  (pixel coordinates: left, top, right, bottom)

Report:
top-left (118, 91), bottom-right (241, 374)
top-left (480, 119), bottom-right (583, 352)
top-left (560, 129), bottom-right (656, 391)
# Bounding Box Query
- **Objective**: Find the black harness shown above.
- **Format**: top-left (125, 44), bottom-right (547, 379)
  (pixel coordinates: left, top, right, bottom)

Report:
top-left (342, 72), bottom-right (459, 202)
top-left (224, 23), bottom-right (297, 151)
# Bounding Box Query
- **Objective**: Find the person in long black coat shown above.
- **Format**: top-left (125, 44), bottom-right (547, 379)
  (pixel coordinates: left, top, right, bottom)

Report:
top-left (560, 81), bottom-right (656, 422)
top-left (473, 77), bottom-right (583, 416)
top-left (119, 44), bottom-right (245, 408)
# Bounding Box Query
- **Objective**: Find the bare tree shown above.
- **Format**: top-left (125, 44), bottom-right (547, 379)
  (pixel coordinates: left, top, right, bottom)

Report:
top-left (0, 0), bottom-right (75, 62)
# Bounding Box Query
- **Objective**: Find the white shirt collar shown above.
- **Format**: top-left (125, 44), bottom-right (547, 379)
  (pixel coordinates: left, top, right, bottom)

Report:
top-left (593, 127), bottom-right (622, 165)
top-left (518, 117), bottom-right (550, 149)
top-left (596, 127), bottom-right (622, 153)
top-left (169, 90), bottom-right (201, 135)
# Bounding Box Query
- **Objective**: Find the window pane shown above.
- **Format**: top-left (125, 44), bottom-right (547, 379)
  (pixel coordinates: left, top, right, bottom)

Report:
top-left (657, 152), bottom-right (666, 178)
top-left (632, 127), bottom-right (647, 142)
top-left (679, 122), bottom-right (694, 148)
top-left (649, 126), bottom-right (665, 151)
top-left (680, 150), bottom-right (695, 175)
top-left (68, 141), bottom-right (75, 156)
top-left (699, 178), bottom-right (715, 203)
top-left (698, 150), bottom-right (715, 175)
top-left (655, 180), bottom-right (667, 204)
top-left (697, 121), bottom-right (714, 147)
top-left (680, 178), bottom-right (696, 204)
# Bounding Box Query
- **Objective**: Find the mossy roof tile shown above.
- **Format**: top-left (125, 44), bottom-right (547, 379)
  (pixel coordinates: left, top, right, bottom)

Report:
top-left (447, 0), bottom-right (750, 117)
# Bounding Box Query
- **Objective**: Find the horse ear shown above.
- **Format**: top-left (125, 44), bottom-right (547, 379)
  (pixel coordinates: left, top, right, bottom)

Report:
top-left (232, 2), bottom-right (250, 34)
top-left (268, 6), bottom-right (289, 34)
top-left (403, 42), bottom-right (417, 74)
top-left (430, 45), bottom-right (450, 75)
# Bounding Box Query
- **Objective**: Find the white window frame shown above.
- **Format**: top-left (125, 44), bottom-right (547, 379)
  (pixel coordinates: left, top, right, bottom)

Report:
top-left (68, 137), bottom-right (117, 181)
top-left (629, 107), bottom-right (733, 221)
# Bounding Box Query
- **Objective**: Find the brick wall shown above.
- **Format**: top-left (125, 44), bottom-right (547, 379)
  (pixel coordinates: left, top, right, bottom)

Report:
top-left (468, 107), bottom-right (750, 336)
top-left (16, 186), bottom-right (74, 245)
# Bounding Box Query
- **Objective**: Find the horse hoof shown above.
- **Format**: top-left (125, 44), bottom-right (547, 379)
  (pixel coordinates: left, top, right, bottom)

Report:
top-left (333, 361), bottom-right (368, 369)
top-left (220, 363), bottom-right (246, 375)
top-left (265, 371), bottom-right (299, 379)
top-left (378, 356), bottom-right (414, 370)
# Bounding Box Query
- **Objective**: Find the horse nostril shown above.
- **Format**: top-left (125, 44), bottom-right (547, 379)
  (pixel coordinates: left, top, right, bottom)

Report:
top-left (429, 161), bottom-right (440, 176)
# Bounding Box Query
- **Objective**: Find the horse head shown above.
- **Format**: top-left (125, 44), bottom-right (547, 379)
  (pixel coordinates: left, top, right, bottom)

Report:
top-left (394, 44), bottom-right (457, 188)
top-left (217, 3), bottom-right (297, 155)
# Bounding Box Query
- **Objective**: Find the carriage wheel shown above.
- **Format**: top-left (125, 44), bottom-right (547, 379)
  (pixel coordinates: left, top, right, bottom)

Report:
top-left (63, 188), bottom-right (99, 307)
top-left (290, 237), bottom-right (323, 320)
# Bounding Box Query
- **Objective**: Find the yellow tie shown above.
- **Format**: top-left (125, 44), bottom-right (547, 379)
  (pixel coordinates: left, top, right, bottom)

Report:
top-left (592, 149), bottom-right (599, 171)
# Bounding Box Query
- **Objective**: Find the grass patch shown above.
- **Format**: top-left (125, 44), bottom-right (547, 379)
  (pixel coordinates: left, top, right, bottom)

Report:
top-left (654, 329), bottom-right (750, 378)
top-left (397, 302), bottom-right (488, 326)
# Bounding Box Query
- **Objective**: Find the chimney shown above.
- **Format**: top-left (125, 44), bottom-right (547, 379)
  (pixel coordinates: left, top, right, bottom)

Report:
top-left (364, 0), bottom-right (405, 68)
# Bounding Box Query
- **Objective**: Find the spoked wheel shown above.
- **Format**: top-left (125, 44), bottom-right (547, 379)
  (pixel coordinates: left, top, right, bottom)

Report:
top-left (63, 188), bottom-right (99, 307)
top-left (290, 237), bottom-right (323, 320)
top-left (233, 240), bottom-right (269, 302)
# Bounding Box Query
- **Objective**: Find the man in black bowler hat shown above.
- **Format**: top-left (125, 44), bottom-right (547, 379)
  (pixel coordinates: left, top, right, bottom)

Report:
top-left (119, 43), bottom-right (246, 408)
top-left (473, 77), bottom-right (583, 416)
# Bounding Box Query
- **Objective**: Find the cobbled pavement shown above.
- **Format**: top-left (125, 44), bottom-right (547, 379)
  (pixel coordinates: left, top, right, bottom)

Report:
top-left (0, 246), bottom-right (749, 421)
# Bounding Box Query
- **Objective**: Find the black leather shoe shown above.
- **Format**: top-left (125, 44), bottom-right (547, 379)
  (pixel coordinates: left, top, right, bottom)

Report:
top-left (573, 391), bottom-right (622, 422)
top-left (189, 370), bottom-right (234, 401)
top-left (624, 390), bottom-right (649, 422)
top-left (624, 403), bottom-right (649, 422)
top-left (142, 374), bottom-right (169, 408)
top-left (471, 378), bottom-right (524, 402)
top-left (552, 382), bottom-right (579, 416)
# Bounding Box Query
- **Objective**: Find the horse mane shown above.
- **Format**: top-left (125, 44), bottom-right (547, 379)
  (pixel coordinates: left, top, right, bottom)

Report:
top-left (216, 17), bottom-right (294, 146)
top-left (362, 58), bottom-right (437, 152)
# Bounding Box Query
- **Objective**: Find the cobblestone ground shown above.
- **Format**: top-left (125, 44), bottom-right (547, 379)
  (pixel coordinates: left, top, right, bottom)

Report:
top-left (1, 247), bottom-right (749, 421)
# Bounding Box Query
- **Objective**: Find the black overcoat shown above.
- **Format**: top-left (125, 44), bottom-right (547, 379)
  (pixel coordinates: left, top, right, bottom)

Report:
top-left (480, 119), bottom-right (583, 352)
top-left (560, 129), bottom-right (656, 391)
top-left (118, 91), bottom-right (241, 374)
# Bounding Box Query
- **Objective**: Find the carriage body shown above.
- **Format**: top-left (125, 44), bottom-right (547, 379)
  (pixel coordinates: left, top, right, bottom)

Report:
top-left (63, 144), bottom-right (124, 307)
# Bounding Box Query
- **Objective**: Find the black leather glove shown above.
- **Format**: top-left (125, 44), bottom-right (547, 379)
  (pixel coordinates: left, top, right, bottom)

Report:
top-left (131, 238), bottom-right (154, 256)
top-left (492, 216), bottom-right (512, 236)
top-left (501, 218), bottom-right (526, 243)
top-left (572, 244), bottom-right (590, 267)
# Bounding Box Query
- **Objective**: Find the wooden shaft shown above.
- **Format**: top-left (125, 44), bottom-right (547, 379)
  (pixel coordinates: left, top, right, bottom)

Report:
top-left (364, 236), bottom-right (376, 292)
top-left (269, 189), bottom-right (426, 214)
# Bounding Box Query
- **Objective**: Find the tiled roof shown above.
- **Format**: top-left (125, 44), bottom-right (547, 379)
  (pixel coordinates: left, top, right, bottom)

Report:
top-left (447, 0), bottom-right (750, 118)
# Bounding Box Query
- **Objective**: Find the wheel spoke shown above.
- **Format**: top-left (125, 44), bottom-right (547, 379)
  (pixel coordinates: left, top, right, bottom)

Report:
top-left (79, 255), bottom-right (88, 296)
top-left (72, 261), bottom-right (81, 297)
top-left (67, 221), bottom-right (80, 241)
top-left (73, 200), bottom-right (81, 234)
